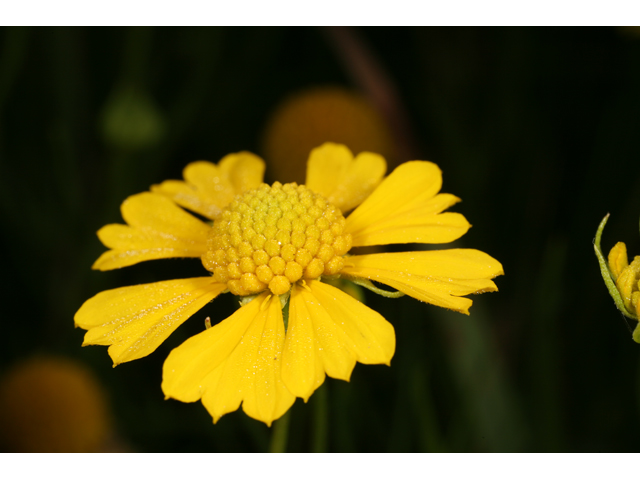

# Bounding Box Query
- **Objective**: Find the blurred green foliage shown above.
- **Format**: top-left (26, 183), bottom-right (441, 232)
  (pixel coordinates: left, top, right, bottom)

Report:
top-left (1, 26), bottom-right (640, 452)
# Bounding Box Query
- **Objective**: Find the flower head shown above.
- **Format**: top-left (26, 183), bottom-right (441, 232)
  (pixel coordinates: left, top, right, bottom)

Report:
top-left (75, 143), bottom-right (503, 426)
top-left (594, 213), bottom-right (640, 343)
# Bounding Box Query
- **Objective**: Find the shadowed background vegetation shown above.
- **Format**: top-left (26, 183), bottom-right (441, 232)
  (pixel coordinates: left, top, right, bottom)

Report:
top-left (1, 26), bottom-right (639, 452)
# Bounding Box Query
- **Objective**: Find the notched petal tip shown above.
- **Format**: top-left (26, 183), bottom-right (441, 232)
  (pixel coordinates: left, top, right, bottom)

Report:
top-left (343, 250), bottom-right (502, 315)
top-left (152, 153), bottom-right (265, 221)
top-left (90, 194), bottom-right (210, 270)
top-left (76, 278), bottom-right (225, 366)
top-left (306, 143), bottom-right (388, 213)
top-left (163, 294), bottom-right (295, 426)
top-left (459, 305), bottom-right (472, 315)
top-left (345, 160), bottom-right (475, 247)
top-left (281, 281), bottom-right (392, 403)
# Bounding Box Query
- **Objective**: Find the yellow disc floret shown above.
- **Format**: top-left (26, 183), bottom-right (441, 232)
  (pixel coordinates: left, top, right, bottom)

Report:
top-left (202, 182), bottom-right (352, 296)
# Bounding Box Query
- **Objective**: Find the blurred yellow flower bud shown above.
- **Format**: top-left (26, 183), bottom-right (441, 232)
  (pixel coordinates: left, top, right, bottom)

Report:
top-left (618, 26), bottom-right (640, 38)
top-left (261, 86), bottom-right (395, 184)
top-left (0, 355), bottom-right (113, 452)
top-left (594, 214), bottom-right (640, 343)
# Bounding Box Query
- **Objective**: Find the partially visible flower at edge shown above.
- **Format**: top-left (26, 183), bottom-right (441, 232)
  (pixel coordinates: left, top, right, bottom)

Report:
top-left (75, 142), bottom-right (504, 426)
top-left (594, 213), bottom-right (640, 343)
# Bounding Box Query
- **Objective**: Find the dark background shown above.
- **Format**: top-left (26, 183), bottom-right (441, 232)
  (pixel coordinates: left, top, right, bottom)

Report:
top-left (1, 26), bottom-right (639, 452)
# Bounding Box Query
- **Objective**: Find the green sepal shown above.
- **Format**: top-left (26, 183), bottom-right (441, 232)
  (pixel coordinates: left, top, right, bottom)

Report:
top-left (281, 293), bottom-right (290, 332)
top-left (633, 323), bottom-right (640, 344)
top-left (238, 294), bottom-right (259, 307)
top-left (344, 276), bottom-right (405, 299)
top-left (238, 291), bottom-right (291, 331)
top-left (594, 214), bottom-right (638, 322)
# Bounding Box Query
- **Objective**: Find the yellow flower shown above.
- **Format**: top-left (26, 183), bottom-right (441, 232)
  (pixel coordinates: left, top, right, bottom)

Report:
top-left (594, 214), bottom-right (640, 342)
top-left (75, 143), bottom-right (503, 426)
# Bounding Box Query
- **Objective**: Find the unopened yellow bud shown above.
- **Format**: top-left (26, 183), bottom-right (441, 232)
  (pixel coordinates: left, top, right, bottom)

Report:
top-left (594, 214), bottom-right (640, 343)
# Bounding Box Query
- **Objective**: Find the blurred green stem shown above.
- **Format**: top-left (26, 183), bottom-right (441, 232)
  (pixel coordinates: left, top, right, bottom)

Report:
top-left (530, 237), bottom-right (567, 450)
top-left (0, 27), bottom-right (29, 111)
top-left (436, 307), bottom-right (527, 452)
top-left (269, 410), bottom-right (291, 453)
top-left (312, 382), bottom-right (328, 452)
top-left (122, 27), bottom-right (153, 87)
top-left (409, 365), bottom-right (444, 452)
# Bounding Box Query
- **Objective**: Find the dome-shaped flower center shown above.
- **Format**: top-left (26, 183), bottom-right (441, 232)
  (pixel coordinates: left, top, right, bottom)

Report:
top-left (202, 182), bottom-right (352, 296)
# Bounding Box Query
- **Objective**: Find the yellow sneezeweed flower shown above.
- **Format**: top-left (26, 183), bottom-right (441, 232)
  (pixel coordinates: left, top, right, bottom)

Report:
top-left (594, 214), bottom-right (640, 343)
top-left (75, 142), bottom-right (504, 426)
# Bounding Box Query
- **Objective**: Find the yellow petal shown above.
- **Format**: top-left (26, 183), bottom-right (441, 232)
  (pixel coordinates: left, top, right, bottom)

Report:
top-left (342, 250), bottom-right (504, 315)
top-left (75, 277), bottom-right (225, 365)
top-left (633, 291), bottom-right (640, 316)
top-left (282, 281), bottom-right (394, 400)
top-left (93, 192), bottom-right (211, 271)
top-left (307, 280), bottom-right (395, 364)
top-left (615, 256), bottom-right (640, 312)
top-left (162, 294), bottom-right (295, 426)
top-left (608, 242), bottom-right (628, 281)
top-left (305, 143), bottom-right (386, 213)
top-left (344, 161), bottom-right (470, 247)
top-left (151, 153), bottom-right (265, 220)
top-left (239, 296), bottom-right (295, 424)
top-left (161, 295), bottom-right (258, 403)
top-left (282, 282), bottom-right (357, 401)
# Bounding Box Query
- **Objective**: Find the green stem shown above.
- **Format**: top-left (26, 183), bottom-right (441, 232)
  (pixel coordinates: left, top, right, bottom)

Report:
top-left (345, 277), bottom-right (405, 298)
top-left (409, 365), bottom-right (444, 452)
top-left (269, 410), bottom-right (291, 453)
top-left (121, 26), bottom-right (154, 87)
top-left (0, 27), bottom-right (29, 111)
top-left (312, 382), bottom-right (329, 452)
